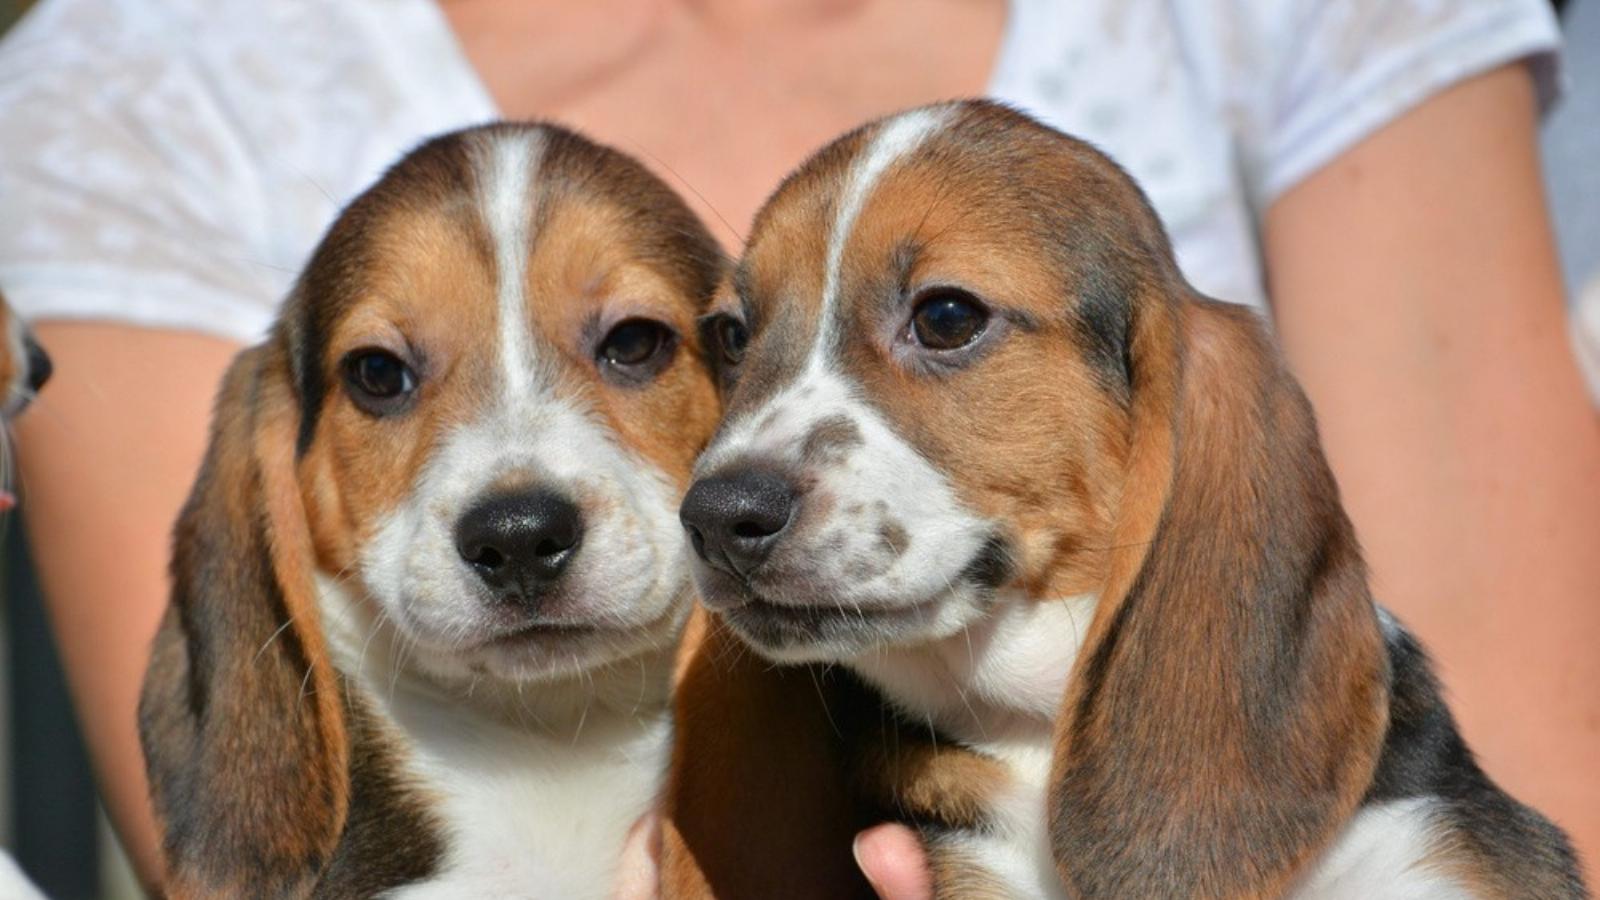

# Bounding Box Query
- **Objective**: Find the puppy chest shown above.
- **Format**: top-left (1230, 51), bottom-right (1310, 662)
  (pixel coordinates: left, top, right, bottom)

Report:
top-left (391, 710), bottom-right (671, 900)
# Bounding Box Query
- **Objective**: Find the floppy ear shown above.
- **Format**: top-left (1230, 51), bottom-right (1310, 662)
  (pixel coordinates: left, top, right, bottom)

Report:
top-left (139, 345), bottom-right (349, 898)
top-left (1048, 297), bottom-right (1390, 898)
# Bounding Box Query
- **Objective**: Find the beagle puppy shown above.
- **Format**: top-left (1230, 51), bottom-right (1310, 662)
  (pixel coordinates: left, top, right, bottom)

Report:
top-left (0, 288), bottom-right (52, 509)
top-left (667, 101), bottom-right (1586, 898)
top-left (139, 122), bottom-right (724, 898)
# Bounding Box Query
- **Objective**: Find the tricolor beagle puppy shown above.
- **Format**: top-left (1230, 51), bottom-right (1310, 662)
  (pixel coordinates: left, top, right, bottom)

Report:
top-left (0, 288), bottom-right (52, 509)
top-left (139, 122), bottom-right (724, 898)
top-left (667, 101), bottom-right (1586, 898)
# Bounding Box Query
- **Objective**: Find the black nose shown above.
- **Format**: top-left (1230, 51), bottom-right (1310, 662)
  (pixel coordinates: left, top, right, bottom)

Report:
top-left (455, 490), bottom-right (583, 603)
top-left (22, 334), bottom-right (50, 394)
top-left (679, 469), bottom-right (796, 579)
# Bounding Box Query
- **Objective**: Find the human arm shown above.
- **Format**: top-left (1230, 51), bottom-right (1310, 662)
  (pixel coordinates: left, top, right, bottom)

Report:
top-left (1265, 61), bottom-right (1600, 862)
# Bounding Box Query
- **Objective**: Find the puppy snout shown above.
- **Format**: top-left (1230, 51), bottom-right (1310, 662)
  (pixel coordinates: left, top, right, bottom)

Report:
top-left (22, 333), bottom-right (50, 394)
top-left (680, 469), bottom-right (796, 579)
top-left (456, 490), bottom-right (583, 603)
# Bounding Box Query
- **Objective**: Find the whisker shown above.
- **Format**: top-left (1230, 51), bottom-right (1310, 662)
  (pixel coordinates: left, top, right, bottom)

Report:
top-left (624, 140), bottom-right (746, 249)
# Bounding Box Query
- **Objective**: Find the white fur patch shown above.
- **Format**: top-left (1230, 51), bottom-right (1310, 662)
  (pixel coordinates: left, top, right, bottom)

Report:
top-left (361, 394), bottom-right (689, 685)
top-left (1289, 799), bottom-right (1476, 899)
top-left (856, 594), bottom-right (1098, 899)
top-left (474, 129), bottom-right (545, 401)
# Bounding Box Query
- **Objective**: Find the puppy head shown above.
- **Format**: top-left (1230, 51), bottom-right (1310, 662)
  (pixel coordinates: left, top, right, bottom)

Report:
top-left (683, 101), bottom-right (1390, 895)
top-left (682, 102), bottom-right (1163, 661)
top-left (289, 124), bottom-right (723, 686)
top-left (141, 123), bottom-right (723, 894)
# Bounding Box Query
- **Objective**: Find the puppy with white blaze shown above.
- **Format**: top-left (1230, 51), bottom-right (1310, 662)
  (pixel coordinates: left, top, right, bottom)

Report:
top-left (138, 122), bottom-right (724, 899)
top-left (663, 101), bottom-right (1586, 899)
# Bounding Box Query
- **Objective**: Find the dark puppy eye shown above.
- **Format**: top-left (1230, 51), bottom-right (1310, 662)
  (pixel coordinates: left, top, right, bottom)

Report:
top-left (597, 318), bottom-right (675, 380)
top-left (702, 313), bottom-right (748, 366)
top-left (342, 349), bottom-right (418, 416)
top-left (911, 289), bottom-right (989, 350)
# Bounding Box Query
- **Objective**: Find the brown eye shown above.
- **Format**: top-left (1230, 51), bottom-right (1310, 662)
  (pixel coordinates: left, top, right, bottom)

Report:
top-left (911, 289), bottom-right (989, 350)
top-left (598, 319), bottom-right (674, 376)
top-left (342, 348), bottom-right (417, 415)
top-left (706, 314), bottom-right (748, 366)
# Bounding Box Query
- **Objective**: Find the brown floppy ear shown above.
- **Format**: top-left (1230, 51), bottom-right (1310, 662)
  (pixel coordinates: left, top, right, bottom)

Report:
top-left (1048, 297), bottom-right (1390, 898)
top-left (139, 344), bottom-right (349, 898)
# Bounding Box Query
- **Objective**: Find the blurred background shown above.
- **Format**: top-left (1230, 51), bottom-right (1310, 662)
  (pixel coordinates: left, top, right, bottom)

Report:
top-left (0, 0), bottom-right (1595, 897)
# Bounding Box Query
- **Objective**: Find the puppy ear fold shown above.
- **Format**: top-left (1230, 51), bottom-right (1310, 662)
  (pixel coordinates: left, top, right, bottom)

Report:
top-left (140, 346), bottom-right (349, 898)
top-left (1049, 299), bottom-right (1390, 898)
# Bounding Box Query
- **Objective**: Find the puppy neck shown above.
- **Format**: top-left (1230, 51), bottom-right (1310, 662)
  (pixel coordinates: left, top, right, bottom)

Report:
top-left (849, 591), bottom-right (1099, 745)
top-left (313, 573), bottom-right (679, 736)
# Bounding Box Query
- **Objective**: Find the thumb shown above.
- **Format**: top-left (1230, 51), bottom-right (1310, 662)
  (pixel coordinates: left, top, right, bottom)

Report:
top-left (854, 823), bottom-right (933, 900)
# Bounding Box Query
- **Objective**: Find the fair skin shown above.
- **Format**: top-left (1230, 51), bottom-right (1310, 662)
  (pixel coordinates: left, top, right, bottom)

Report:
top-left (15, 1), bottom-right (1598, 893)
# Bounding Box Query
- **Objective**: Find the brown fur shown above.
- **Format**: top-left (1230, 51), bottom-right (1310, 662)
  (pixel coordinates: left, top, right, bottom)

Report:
top-left (140, 346), bottom-right (376, 897)
top-left (664, 612), bottom-right (877, 900)
top-left (1048, 299), bottom-right (1390, 898)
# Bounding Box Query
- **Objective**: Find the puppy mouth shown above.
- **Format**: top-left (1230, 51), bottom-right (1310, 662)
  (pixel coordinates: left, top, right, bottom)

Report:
top-left (697, 533), bottom-right (1014, 657)
top-left (479, 620), bottom-right (605, 651)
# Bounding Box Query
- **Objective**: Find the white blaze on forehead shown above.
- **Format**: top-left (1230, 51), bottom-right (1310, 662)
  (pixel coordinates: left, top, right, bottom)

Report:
top-left (813, 105), bottom-right (953, 363)
top-left (475, 130), bottom-right (546, 401)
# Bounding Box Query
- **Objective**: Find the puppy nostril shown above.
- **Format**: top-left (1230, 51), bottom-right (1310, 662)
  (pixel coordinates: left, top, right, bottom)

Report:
top-left (534, 537), bottom-right (571, 558)
top-left (733, 520), bottom-right (781, 540)
top-left (469, 546), bottom-right (505, 570)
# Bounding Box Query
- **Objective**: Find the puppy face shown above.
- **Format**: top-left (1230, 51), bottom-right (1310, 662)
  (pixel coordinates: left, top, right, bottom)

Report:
top-left (682, 103), bottom-right (1174, 663)
top-left (290, 125), bottom-right (723, 685)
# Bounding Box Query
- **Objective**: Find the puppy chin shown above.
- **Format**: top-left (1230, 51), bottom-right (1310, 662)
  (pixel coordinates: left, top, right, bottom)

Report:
top-left (389, 578), bottom-right (692, 687)
top-left (690, 557), bottom-right (998, 665)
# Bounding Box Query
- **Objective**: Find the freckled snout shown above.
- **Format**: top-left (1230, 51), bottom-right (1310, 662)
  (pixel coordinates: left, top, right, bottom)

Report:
top-left (455, 490), bottom-right (583, 606)
top-left (679, 469), bottom-right (796, 579)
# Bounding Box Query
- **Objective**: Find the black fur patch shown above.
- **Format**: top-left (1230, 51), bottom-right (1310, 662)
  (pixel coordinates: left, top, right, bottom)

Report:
top-left (1365, 614), bottom-right (1586, 897)
top-left (313, 692), bottom-right (446, 896)
top-left (1071, 251), bottom-right (1136, 399)
top-left (959, 533), bottom-right (1015, 591)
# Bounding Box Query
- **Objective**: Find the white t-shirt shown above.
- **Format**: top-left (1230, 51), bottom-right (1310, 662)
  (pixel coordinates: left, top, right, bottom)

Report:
top-left (0, 0), bottom-right (1561, 344)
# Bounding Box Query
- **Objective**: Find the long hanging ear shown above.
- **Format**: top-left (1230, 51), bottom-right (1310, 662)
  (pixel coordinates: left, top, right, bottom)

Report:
top-left (139, 345), bottom-right (349, 898)
top-left (1048, 297), bottom-right (1391, 898)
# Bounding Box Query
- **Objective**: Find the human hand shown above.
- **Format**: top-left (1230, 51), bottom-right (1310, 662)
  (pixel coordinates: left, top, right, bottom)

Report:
top-left (854, 824), bottom-right (932, 900)
top-left (612, 812), bottom-right (662, 900)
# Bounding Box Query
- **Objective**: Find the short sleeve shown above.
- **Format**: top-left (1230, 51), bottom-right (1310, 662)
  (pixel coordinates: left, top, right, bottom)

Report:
top-left (1243, 0), bottom-right (1562, 204)
top-left (0, 0), bottom-right (284, 344)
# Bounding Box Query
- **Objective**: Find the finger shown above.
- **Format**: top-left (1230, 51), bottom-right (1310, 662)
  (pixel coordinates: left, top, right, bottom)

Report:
top-left (854, 823), bottom-right (933, 900)
top-left (611, 811), bottom-right (662, 900)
